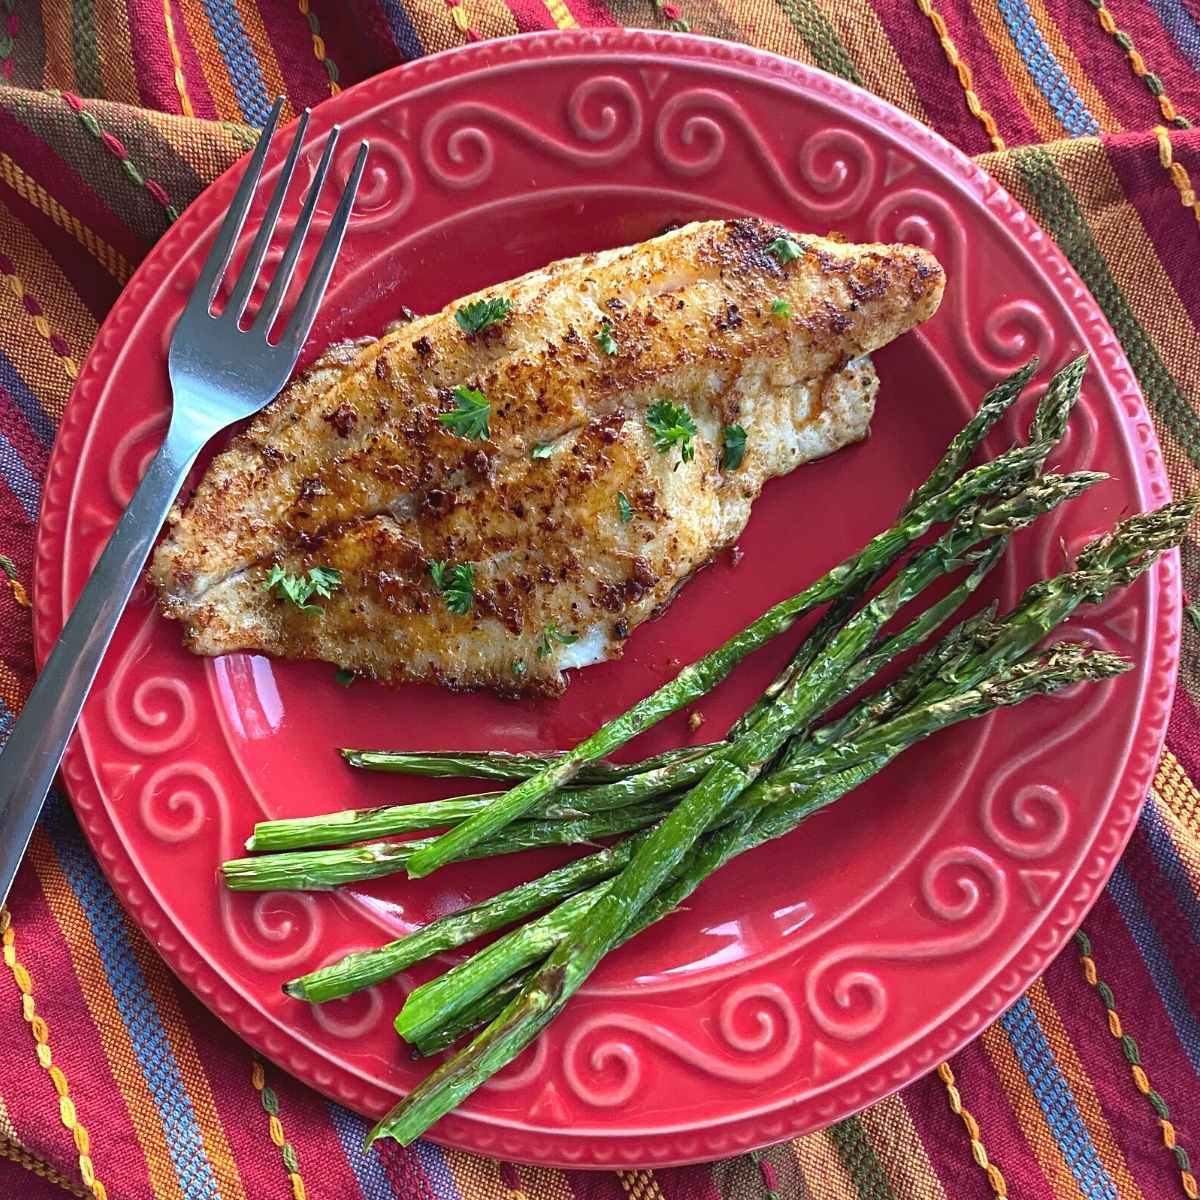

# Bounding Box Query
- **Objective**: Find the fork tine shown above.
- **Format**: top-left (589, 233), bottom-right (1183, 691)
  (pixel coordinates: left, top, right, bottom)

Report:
top-left (252, 126), bottom-right (341, 338)
top-left (186, 96), bottom-right (284, 318)
top-left (224, 108), bottom-right (311, 325)
top-left (278, 141), bottom-right (368, 357)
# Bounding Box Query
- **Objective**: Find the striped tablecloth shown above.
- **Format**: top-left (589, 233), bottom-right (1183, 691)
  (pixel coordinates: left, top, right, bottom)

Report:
top-left (1, 3), bottom-right (1198, 1198)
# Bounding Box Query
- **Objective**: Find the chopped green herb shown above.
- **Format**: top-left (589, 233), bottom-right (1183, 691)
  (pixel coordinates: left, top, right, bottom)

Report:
top-left (594, 322), bottom-right (618, 356)
top-left (531, 443), bottom-right (554, 460)
top-left (334, 668), bottom-right (356, 687)
top-left (439, 386), bottom-right (490, 440)
top-left (0, 554), bottom-right (16, 581)
top-left (537, 623), bottom-right (579, 659)
top-left (442, 564), bottom-right (475, 615)
top-left (1187, 602), bottom-right (1200, 634)
top-left (767, 236), bottom-right (804, 265)
top-left (455, 297), bottom-right (512, 335)
top-left (722, 424), bottom-right (747, 471)
top-left (266, 565), bottom-right (342, 614)
top-left (770, 299), bottom-right (791, 317)
top-left (430, 560), bottom-right (475, 614)
top-left (512, 660), bottom-right (527, 677)
top-left (616, 491), bottom-right (634, 523)
top-left (646, 400), bottom-right (697, 464)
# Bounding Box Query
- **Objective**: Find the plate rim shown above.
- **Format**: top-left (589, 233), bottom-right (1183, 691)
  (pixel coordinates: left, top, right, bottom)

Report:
top-left (33, 28), bottom-right (1180, 1167)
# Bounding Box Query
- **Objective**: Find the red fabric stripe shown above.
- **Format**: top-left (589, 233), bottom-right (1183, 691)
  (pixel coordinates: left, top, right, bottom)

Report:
top-left (0, 1158), bottom-right (91, 1200)
top-left (871, 3), bottom-right (997, 156)
top-left (0, 181), bottom-right (118, 317)
top-left (1104, 129), bottom-right (1200, 324)
top-left (902, 1039), bottom-right (1057, 1199)
top-left (502, 0), bottom-right (559, 34)
top-left (0, 106), bottom-right (146, 262)
top-left (345, 0), bottom-right (413, 73)
top-left (652, 1164), bottom-right (725, 1200)
top-left (563, 0), bottom-right (619, 27)
top-left (161, 0), bottom-right (222, 120)
top-left (563, 1166), bottom-right (631, 1200)
top-left (0, 848), bottom-right (159, 1200)
top-left (1041, 937), bottom-right (1196, 1198)
top-left (255, 0), bottom-right (331, 112)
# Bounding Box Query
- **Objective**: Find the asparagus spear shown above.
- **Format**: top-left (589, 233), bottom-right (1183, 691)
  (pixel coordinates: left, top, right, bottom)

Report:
top-left (339, 744), bottom-right (712, 784)
top-left (222, 799), bottom-right (675, 892)
top-left (368, 642), bottom-right (1130, 1141)
top-left (395, 883), bottom-right (611, 1046)
top-left (401, 441), bottom-right (1054, 879)
top-left (282, 839), bottom-right (640, 1002)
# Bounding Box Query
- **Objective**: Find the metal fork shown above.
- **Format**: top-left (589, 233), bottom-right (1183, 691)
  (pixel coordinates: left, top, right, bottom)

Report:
top-left (0, 98), bottom-right (368, 905)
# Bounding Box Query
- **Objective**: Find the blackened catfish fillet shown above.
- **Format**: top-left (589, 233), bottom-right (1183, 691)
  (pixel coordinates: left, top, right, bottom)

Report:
top-left (150, 218), bottom-right (944, 696)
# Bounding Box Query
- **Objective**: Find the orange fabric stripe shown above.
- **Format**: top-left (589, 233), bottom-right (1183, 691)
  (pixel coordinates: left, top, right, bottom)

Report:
top-left (39, 2), bottom-right (77, 93)
top-left (177, 4), bottom-right (245, 123)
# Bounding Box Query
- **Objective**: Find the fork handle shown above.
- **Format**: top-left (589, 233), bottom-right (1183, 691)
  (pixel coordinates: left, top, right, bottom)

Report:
top-left (0, 422), bottom-right (204, 905)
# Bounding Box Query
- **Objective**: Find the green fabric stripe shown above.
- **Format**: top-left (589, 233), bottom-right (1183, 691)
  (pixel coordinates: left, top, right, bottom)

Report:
top-left (1011, 144), bottom-right (1200, 469)
top-left (70, 0), bottom-right (102, 97)
top-left (773, 0), bottom-right (863, 84)
top-left (829, 1117), bottom-right (897, 1200)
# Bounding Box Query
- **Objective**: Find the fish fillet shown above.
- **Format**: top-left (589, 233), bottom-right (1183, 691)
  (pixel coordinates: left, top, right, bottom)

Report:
top-left (150, 218), bottom-right (944, 696)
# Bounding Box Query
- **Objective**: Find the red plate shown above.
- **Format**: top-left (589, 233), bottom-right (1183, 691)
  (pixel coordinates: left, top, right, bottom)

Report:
top-left (35, 31), bottom-right (1179, 1167)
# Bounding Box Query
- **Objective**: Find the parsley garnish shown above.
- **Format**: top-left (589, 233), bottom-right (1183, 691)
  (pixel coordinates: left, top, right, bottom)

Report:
top-left (595, 322), bottom-right (618, 356)
top-left (767, 236), bottom-right (803, 265)
top-left (512, 660), bottom-right (527, 677)
top-left (770, 299), bottom-right (791, 317)
top-left (722, 424), bottom-right (747, 471)
top-left (531, 443), bottom-right (554, 460)
top-left (439, 386), bottom-right (490, 439)
top-left (455, 297), bottom-right (512, 335)
top-left (266, 565), bottom-right (342, 614)
top-left (646, 400), bottom-right (697, 464)
top-left (617, 491), bottom-right (633, 523)
top-left (0, 554), bottom-right (16, 581)
top-left (537, 624), bottom-right (579, 659)
top-left (334, 668), bottom-right (356, 687)
top-left (430, 561), bottom-right (475, 615)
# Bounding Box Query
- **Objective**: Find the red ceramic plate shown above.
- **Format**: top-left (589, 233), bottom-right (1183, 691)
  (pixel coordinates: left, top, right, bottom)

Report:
top-left (35, 31), bottom-right (1179, 1167)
